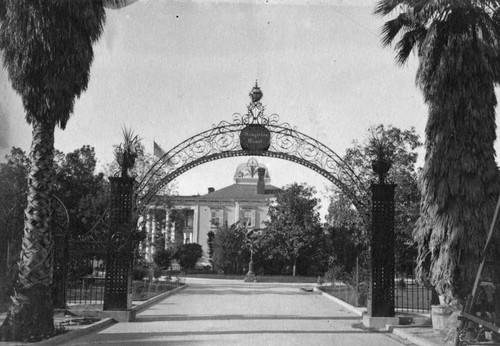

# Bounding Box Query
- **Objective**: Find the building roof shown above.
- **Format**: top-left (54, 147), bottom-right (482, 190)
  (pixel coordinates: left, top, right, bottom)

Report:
top-left (197, 183), bottom-right (281, 200)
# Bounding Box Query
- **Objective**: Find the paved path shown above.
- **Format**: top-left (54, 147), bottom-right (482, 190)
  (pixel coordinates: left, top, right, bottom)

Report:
top-left (66, 280), bottom-right (415, 346)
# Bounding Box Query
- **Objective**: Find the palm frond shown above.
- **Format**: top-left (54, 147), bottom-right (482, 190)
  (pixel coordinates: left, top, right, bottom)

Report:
top-left (0, 0), bottom-right (5, 22)
top-left (380, 13), bottom-right (412, 46)
top-left (374, 0), bottom-right (406, 16)
top-left (102, 0), bottom-right (138, 9)
top-left (395, 27), bottom-right (427, 64)
top-left (413, 0), bottom-right (452, 23)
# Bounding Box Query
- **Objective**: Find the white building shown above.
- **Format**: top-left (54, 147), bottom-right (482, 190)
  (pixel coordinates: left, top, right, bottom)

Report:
top-left (141, 158), bottom-right (280, 264)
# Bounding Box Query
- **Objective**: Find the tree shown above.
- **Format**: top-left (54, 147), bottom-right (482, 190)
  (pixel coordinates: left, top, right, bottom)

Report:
top-left (0, 1), bottom-right (111, 340)
top-left (0, 149), bottom-right (29, 312)
top-left (262, 183), bottom-right (325, 277)
top-left (175, 243), bottom-right (203, 270)
top-left (327, 125), bottom-right (422, 275)
top-left (212, 223), bottom-right (249, 275)
top-left (53, 145), bottom-right (108, 238)
top-left (376, 1), bottom-right (500, 304)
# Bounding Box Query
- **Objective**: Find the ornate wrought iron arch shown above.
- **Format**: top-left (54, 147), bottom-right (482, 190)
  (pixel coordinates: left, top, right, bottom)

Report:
top-left (137, 86), bottom-right (369, 221)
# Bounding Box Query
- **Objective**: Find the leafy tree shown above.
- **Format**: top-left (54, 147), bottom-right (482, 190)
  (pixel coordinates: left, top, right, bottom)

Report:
top-left (327, 125), bottom-right (421, 274)
top-left (212, 223), bottom-right (249, 275)
top-left (376, 1), bottom-right (500, 304)
top-left (0, 148), bottom-right (29, 312)
top-left (325, 224), bottom-right (359, 275)
top-left (53, 146), bottom-right (108, 238)
top-left (175, 243), bottom-right (203, 270)
top-left (0, 146), bottom-right (111, 315)
top-left (262, 183), bottom-right (325, 277)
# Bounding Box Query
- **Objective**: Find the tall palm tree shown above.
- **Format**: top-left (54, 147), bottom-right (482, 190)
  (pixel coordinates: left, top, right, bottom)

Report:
top-left (0, 0), bottom-right (134, 341)
top-left (375, 1), bottom-right (500, 304)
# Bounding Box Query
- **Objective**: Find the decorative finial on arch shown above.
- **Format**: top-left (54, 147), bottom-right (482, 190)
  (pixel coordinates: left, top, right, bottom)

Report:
top-left (249, 80), bottom-right (263, 103)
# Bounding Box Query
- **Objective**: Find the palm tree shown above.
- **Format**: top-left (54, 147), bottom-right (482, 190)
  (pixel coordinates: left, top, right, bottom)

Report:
top-left (375, 1), bottom-right (500, 305)
top-left (0, 0), bottom-right (134, 341)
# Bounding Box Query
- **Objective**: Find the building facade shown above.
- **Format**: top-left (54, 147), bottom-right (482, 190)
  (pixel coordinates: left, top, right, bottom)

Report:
top-left (141, 158), bottom-right (280, 265)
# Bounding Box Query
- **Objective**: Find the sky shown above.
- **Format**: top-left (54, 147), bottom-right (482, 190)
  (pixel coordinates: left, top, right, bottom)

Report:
top-left (1, 0), bottom-right (496, 219)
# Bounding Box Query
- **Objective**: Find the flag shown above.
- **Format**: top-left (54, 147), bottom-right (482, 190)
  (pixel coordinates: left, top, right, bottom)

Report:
top-left (154, 141), bottom-right (166, 159)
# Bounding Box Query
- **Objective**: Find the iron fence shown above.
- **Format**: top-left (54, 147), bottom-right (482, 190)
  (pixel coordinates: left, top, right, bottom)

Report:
top-left (322, 269), bottom-right (433, 314)
top-left (394, 275), bottom-right (433, 313)
top-left (66, 241), bottom-right (107, 308)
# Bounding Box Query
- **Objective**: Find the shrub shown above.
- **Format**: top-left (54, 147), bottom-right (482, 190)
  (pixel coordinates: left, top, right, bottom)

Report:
top-left (212, 224), bottom-right (249, 275)
top-left (154, 248), bottom-right (174, 268)
top-left (175, 243), bottom-right (203, 270)
top-left (324, 265), bottom-right (346, 284)
top-left (132, 266), bottom-right (149, 281)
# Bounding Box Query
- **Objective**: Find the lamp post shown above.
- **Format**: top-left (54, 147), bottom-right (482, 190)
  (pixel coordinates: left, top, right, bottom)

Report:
top-left (243, 228), bottom-right (258, 282)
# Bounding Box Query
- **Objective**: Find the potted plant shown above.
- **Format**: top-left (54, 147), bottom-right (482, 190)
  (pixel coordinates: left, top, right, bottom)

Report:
top-left (365, 127), bottom-right (395, 183)
top-left (115, 127), bottom-right (143, 178)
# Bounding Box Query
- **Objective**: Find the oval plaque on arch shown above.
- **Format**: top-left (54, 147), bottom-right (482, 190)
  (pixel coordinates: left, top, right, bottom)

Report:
top-left (240, 125), bottom-right (271, 151)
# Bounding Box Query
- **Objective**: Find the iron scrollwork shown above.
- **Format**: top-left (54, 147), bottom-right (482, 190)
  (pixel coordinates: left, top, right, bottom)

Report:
top-left (137, 85), bottom-right (368, 221)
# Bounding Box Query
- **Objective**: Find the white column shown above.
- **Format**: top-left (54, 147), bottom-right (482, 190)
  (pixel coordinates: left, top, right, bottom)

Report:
top-left (235, 202), bottom-right (240, 224)
top-left (162, 207), bottom-right (168, 250)
top-left (151, 207), bottom-right (156, 257)
top-left (171, 209), bottom-right (176, 244)
top-left (145, 209), bottom-right (152, 262)
top-left (193, 207), bottom-right (199, 243)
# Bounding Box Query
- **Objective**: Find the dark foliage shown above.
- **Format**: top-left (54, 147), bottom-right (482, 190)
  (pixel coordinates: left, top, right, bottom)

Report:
top-left (154, 248), bottom-right (174, 268)
top-left (261, 183), bottom-right (327, 276)
top-left (212, 223), bottom-right (249, 275)
top-left (175, 243), bottom-right (203, 270)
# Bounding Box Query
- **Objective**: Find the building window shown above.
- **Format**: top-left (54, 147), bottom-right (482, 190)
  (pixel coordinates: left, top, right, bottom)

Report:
top-left (243, 209), bottom-right (255, 227)
top-left (186, 212), bottom-right (193, 227)
top-left (211, 209), bottom-right (223, 227)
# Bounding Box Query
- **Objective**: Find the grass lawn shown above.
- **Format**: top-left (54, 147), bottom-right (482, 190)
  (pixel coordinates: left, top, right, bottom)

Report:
top-left (184, 273), bottom-right (319, 283)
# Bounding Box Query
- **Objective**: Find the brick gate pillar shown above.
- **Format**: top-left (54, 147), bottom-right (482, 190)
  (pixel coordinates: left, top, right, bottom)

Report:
top-left (363, 183), bottom-right (398, 329)
top-left (103, 176), bottom-right (135, 320)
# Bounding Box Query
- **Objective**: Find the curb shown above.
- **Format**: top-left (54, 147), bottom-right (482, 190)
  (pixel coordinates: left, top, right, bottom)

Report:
top-left (390, 327), bottom-right (443, 346)
top-left (133, 284), bottom-right (187, 314)
top-left (35, 318), bottom-right (115, 346)
top-left (31, 284), bottom-right (188, 345)
top-left (315, 288), bottom-right (442, 346)
top-left (313, 287), bottom-right (364, 316)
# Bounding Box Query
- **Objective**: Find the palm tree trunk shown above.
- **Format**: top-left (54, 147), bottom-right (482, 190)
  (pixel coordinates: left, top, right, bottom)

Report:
top-left (1, 120), bottom-right (55, 342)
top-left (416, 59), bottom-right (500, 302)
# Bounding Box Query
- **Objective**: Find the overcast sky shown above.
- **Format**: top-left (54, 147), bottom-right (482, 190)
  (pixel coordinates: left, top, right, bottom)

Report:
top-left (2, 0), bottom-right (497, 219)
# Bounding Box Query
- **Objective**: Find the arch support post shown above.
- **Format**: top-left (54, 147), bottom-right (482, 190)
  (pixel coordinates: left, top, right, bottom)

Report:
top-left (363, 183), bottom-right (398, 329)
top-left (103, 176), bottom-right (135, 321)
